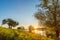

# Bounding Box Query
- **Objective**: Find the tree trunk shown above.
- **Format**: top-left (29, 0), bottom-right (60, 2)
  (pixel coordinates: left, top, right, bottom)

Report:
top-left (52, 0), bottom-right (59, 40)
top-left (55, 30), bottom-right (59, 40)
top-left (9, 26), bottom-right (11, 28)
top-left (9, 25), bottom-right (12, 29)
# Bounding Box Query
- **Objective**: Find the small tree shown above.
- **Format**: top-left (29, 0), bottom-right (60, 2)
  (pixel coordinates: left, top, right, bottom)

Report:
top-left (2, 18), bottom-right (19, 29)
top-left (28, 25), bottom-right (34, 32)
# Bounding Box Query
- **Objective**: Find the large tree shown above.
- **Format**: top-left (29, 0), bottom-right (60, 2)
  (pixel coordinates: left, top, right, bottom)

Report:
top-left (34, 0), bottom-right (60, 40)
top-left (2, 18), bottom-right (19, 28)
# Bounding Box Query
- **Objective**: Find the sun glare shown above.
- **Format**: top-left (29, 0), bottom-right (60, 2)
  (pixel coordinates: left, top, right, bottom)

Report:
top-left (34, 26), bottom-right (37, 30)
top-left (33, 26), bottom-right (38, 33)
top-left (34, 30), bottom-right (37, 32)
top-left (34, 30), bottom-right (38, 33)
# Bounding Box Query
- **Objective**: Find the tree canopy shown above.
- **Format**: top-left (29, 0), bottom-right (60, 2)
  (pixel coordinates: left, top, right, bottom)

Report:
top-left (2, 18), bottom-right (19, 28)
top-left (34, 0), bottom-right (60, 40)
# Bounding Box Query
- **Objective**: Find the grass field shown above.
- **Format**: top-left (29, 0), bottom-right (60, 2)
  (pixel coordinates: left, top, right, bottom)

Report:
top-left (0, 27), bottom-right (54, 40)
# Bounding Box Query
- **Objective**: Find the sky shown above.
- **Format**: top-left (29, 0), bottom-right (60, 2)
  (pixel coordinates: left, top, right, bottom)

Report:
top-left (0, 0), bottom-right (39, 27)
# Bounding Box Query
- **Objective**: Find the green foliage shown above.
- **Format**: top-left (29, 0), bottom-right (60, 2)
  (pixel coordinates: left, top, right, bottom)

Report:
top-left (45, 27), bottom-right (56, 39)
top-left (2, 18), bottom-right (19, 28)
top-left (34, 0), bottom-right (60, 39)
top-left (0, 27), bottom-right (53, 40)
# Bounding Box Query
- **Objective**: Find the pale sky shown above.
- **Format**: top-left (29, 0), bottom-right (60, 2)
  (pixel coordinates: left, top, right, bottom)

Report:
top-left (0, 0), bottom-right (40, 27)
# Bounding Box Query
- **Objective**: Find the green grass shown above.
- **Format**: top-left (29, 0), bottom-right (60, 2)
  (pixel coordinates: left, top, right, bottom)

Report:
top-left (0, 27), bottom-right (54, 40)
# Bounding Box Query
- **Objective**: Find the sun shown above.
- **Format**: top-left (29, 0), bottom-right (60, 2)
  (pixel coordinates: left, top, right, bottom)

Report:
top-left (33, 26), bottom-right (38, 33)
top-left (34, 26), bottom-right (37, 30)
top-left (34, 30), bottom-right (38, 33)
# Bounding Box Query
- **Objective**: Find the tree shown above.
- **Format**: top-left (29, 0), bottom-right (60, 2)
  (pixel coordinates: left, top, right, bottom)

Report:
top-left (28, 25), bottom-right (34, 32)
top-left (34, 0), bottom-right (60, 40)
top-left (2, 18), bottom-right (19, 28)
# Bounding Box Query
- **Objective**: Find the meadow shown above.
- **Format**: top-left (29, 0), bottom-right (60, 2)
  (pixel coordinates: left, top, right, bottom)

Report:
top-left (0, 26), bottom-right (53, 40)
